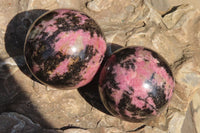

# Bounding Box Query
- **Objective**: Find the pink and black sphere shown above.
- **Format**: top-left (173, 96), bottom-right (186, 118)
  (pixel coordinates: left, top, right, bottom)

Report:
top-left (24, 9), bottom-right (106, 89)
top-left (24, 8), bottom-right (174, 122)
top-left (99, 46), bottom-right (175, 122)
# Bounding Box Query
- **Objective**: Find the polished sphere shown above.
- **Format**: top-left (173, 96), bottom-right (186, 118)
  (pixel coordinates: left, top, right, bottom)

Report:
top-left (99, 46), bottom-right (175, 122)
top-left (24, 9), bottom-right (106, 89)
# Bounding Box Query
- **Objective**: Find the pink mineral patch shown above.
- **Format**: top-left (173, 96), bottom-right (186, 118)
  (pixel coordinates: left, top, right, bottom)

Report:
top-left (52, 9), bottom-right (89, 25)
top-left (32, 63), bottom-right (41, 73)
top-left (49, 58), bottom-right (70, 79)
top-left (44, 25), bottom-right (58, 35)
top-left (54, 31), bottom-right (80, 53)
top-left (54, 30), bottom-right (106, 55)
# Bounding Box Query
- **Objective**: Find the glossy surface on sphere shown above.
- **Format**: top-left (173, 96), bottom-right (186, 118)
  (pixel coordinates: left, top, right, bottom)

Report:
top-left (24, 9), bottom-right (106, 89)
top-left (99, 46), bottom-right (175, 122)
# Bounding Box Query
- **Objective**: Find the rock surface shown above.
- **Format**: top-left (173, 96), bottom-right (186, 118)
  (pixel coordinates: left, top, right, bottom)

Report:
top-left (0, 0), bottom-right (200, 133)
top-left (0, 112), bottom-right (58, 133)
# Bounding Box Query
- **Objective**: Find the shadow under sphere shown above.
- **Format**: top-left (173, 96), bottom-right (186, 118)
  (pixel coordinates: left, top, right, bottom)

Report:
top-left (5, 9), bottom-right (48, 82)
top-left (78, 43), bottom-right (123, 115)
top-left (3, 9), bottom-right (61, 129)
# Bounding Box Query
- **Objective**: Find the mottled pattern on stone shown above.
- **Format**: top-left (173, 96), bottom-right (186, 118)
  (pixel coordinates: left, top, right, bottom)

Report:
top-left (99, 46), bottom-right (174, 122)
top-left (24, 9), bottom-right (106, 89)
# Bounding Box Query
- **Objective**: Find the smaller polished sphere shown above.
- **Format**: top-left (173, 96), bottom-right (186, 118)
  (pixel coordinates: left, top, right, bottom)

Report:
top-left (99, 46), bottom-right (175, 122)
top-left (24, 9), bottom-right (106, 89)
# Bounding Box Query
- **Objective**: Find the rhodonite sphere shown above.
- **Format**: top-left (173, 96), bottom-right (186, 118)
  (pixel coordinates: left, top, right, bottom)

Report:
top-left (24, 9), bottom-right (106, 89)
top-left (99, 46), bottom-right (175, 122)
